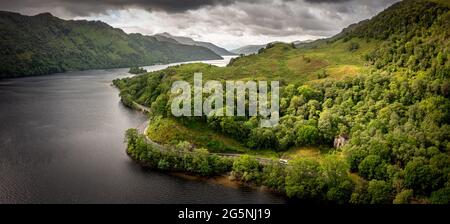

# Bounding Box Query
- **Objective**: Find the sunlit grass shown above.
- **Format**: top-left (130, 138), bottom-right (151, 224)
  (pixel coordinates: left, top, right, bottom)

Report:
top-left (155, 38), bottom-right (379, 86)
top-left (281, 146), bottom-right (323, 160)
top-left (146, 116), bottom-right (283, 158)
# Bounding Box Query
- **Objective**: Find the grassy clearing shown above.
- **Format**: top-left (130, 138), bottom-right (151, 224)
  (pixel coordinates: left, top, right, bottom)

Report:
top-left (146, 116), bottom-right (337, 161)
top-left (298, 38), bottom-right (378, 79)
top-left (146, 116), bottom-right (280, 157)
top-left (146, 117), bottom-right (335, 159)
top-left (158, 38), bottom-right (378, 86)
top-left (280, 146), bottom-right (334, 160)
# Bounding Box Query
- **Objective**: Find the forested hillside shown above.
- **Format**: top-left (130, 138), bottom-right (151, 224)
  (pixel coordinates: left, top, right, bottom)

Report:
top-left (116, 0), bottom-right (450, 204)
top-left (0, 11), bottom-right (222, 78)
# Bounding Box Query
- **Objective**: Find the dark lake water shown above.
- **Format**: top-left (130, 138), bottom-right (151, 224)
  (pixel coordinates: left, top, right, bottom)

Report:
top-left (0, 58), bottom-right (287, 204)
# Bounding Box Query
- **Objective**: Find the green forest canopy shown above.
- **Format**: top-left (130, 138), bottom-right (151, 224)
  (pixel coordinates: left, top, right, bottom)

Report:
top-left (117, 0), bottom-right (450, 203)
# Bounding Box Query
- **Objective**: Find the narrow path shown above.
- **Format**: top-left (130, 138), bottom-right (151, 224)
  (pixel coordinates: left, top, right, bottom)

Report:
top-left (133, 102), bottom-right (152, 113)
top-left (133, 101), bottom-right (288, 165)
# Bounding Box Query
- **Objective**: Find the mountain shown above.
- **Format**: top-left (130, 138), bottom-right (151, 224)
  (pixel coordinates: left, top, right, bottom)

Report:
top-left (0, 11), bottom-right (222, 78)
top-left (153, 34), bottom-right (179, 44)
top-left (116, 0), bottom-right (450, 204)
top-left (232, 40), bottom-right (314, 56)
top-left (154, 32), bottom-right (235, 56)
top-left (231, 45), bottom-right (266, 55)
top-left (292, 39), bottom-right (314, 48)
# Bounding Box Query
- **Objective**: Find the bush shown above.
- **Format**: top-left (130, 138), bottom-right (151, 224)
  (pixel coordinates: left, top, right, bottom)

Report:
top-left (358, 155), bottom-right (387, 180)
top-left (232, 155), bottom-right (262, 183)
top-left (367, 180), bottom-right (393, 204)
top-left (295, 125), bottom-right (319, 145)
top-left (349, 182), bottom-right (370, 204)
top-left (429, 187), bottom-right (450, 204)
top-left (129, 67), bottom-right (147, 74)
top-left (262, 161), bottom-right (287, 192)
top-left (285, 158), bottom-right (324, 199)
top-left (158, 159), bottom-right (170, 170)
top-left (348, 42), bottom-right (360, 52)
top-left (393, 189), bottom-right (414, 204)
top-left (320, 155), bottom-right (354, 203)
top-left (317, 70), bottom-right (328, 79)
top-left (346, 146), bottom-right (368, 171)
top-left (404, 157), bottom-right (440, 195)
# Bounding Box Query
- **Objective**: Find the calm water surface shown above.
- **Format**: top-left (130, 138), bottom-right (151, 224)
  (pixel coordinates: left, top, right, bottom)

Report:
top-left (0, 57), bottom-right (287, 203)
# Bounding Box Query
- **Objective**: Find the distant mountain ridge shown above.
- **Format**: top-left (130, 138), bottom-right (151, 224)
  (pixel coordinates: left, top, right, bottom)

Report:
top-left (154, 32), bottom-right (235, 56)
top-left (232, 40), bottom-right (314, 56)
top-left (0, 11), bottom-right (222, 78)
top-left (231, 45), bottom-right (266, 55)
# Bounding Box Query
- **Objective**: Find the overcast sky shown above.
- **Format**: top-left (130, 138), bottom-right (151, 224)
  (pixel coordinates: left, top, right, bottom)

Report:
top-left (0, 0), bottom-right (400, 50)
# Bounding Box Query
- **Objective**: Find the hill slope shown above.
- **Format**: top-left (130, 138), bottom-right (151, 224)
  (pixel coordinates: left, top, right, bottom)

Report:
top-left (231, 45), bottom-right (266, 55)
top-left (0, 12), bottom-right (222, 78)
top-left (334, 0), bottom-right (449, 73)
top-left (155, 32), bottom-right (235, 56)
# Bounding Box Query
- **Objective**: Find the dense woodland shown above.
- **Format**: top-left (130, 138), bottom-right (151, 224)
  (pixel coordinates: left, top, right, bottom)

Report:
top-left (0, 11), bottom-right (222, 78)
top-left (118, 0), bottom-right (450, 204)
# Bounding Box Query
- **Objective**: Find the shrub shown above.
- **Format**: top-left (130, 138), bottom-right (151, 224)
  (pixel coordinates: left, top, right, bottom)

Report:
top-left (285, 158), bottom-right (324, 199)
top-left (348, 42), bottom-right (360, 52)
top-left (320, 155), bottom-right (354, 203)
top-left (295, 125), bottom-right (319, 145)
top-left (262, 161), bottom-right (287, 192)
top-left (367, 180), bottom-right (393, 204)
top-left (393, 189), bottom-right (414, 204)
top-left (232, 155), bottom-right (262, 183)
top-left (358, 155), bottom-right (387, 180)
top-left (429, 186), bottom-right (450, 204)
top-left (404, 157), bottom-right (440, 195)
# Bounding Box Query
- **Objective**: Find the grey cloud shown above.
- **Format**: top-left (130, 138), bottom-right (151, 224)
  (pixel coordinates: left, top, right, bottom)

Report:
top-left (0, 0), bottom-right (270, 16)
top-left (0, 0), bottom-right (401, 45)
top-left (304, 0), bottom-right (352, 3)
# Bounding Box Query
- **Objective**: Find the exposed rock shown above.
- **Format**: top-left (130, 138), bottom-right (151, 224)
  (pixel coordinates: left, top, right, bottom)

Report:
top-left (334, 135), bottom-right (348, 148)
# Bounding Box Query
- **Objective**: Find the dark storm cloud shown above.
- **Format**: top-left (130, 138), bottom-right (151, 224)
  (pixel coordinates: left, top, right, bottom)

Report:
top-left (304, 0), bottom-right (352, 3)
top-left (0, 0), bottom-right (399, 19)
top-left (0, 0), bottom-right (258, 15)
top-left (0, 0), bottom-right (401, 48)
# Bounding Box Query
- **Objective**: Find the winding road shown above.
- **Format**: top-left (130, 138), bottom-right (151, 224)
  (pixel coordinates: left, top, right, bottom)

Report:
top-left (133, 102), bottom-right (288, 165)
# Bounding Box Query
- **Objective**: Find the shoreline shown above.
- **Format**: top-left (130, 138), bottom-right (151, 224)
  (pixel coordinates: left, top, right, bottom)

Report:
top-left (169, 172), bottom-right (288, 198)
top-left (114, 67), bottom-right (288, 201)
top-left (130, 151), bottom-right (286, 197)
top-left (124, 122), bottom-right (287, 198)
top-left (1, 56), bottom-right (229, 80)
